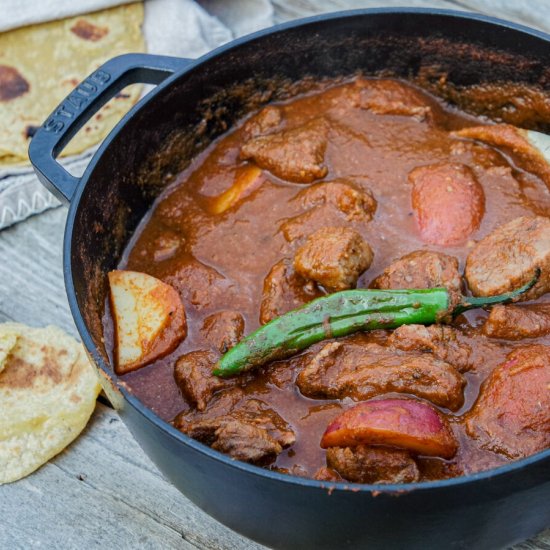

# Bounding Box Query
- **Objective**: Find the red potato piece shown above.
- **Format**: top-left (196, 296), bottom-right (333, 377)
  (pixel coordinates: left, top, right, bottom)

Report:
top-left (320, 398), bottom-right (458, 459)
top-left (108, 270), bottom-right (187, 374)
top-left (464, 345), bottom-right (550, 459)
top-left (409, 163), bottom-right (485, 246)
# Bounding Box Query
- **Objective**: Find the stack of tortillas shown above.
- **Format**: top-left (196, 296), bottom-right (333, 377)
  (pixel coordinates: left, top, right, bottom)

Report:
top-left (0, 324), bottom-right (101, 484)
top-left (0, 2), bottom-right (144, 167)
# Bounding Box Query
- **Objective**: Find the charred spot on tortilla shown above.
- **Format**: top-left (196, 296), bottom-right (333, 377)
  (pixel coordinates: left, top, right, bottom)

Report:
top-left (0, 66), bottom-right (29, 101)
top-left (24, 125), bottom-right (39, 139)
top-left (70, 19), bottom-right (109, 41)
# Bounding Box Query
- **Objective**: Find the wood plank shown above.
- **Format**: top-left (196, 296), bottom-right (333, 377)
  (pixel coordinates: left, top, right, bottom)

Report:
top-left (0, 207), bottom-right (76, 337)
top-left (0, 403), bottom-right (261, 550)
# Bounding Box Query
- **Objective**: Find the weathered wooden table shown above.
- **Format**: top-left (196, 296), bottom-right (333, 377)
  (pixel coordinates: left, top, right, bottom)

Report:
top-left (1, 1), bottom-right (549, 548)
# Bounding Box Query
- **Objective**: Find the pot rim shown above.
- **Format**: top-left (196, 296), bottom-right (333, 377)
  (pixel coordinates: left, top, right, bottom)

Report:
top-left (63, 7), bottom-right (550, 495)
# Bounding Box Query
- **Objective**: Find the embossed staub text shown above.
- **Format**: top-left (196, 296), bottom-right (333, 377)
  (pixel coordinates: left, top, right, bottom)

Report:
top-left (43, 69), bottom-right (111, 133)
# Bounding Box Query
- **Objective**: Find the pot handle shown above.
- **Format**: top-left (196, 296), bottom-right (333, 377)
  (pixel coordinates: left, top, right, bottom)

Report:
top-left (29, 53), bottom-right (192, 203)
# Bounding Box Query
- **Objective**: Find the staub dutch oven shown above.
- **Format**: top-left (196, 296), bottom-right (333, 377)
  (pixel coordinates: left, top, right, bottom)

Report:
top-left (29, 9), bottom-right (550, 549)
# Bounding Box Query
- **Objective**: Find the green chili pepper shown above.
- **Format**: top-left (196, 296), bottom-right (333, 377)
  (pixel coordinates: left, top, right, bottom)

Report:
top-left (213, 270), bottom-right (539, 377)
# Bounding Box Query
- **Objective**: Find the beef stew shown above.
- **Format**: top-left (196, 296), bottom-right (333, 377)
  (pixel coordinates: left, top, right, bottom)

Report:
top-left (106, 77), bottom-right (550, 484)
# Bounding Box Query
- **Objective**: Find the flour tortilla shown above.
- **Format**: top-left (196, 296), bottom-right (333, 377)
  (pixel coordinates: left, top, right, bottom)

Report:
top-left (0, 323), bottom-right (101, 484)
top-left (0, 3), bottom-right (144, 167)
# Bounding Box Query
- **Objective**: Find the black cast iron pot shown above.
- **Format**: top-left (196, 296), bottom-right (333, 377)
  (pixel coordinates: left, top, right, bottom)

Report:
top-left (29, 9), bottom-right (550, 549)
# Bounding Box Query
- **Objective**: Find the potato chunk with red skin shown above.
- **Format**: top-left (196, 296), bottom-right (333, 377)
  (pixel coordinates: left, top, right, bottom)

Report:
top-left (108, 270), bottom-right (187, 374)
top-left (464, 345), bottom-right (550, 459)
top-left (294, 227), bottom-right (374, 292)
top-left (409, 163), bottom-right (485, 246)
top-left (321, 398), bottom-right (458, 459)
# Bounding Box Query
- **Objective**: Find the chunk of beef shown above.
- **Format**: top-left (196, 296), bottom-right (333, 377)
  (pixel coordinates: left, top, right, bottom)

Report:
top-left (388, 324), bottom-right (473, 372)
top-left (208, 421), bottom-right (283, 465)
top-left (182, 417), bottom-right (283, 465)
top-left (294, 227), bottom-right (374, 292)
top-left (161, 257), bottom-right (236, 311)
top-left (409, 163), bottom-right (485, 246)
top-left (465, 345), bottom-right (550, 459)
top-left (297, 341), bottom-right (465, 410)
top-left (453, 124), bottom-right (550, 186)
top-left (371, 250), bottom-right (463, 309)
top-left (354, 78), bottom-right (432, 119)
top-left (174, 389), bottom-right (295, 465)
top-left (128, 226), bottom-right (185, 271)
top-left (174, 350), bottom-right (227, 411)
top-left (174, 387), bottom-right (243, 424)
top-left (240, 118), bottom-right (329, 183)
top-left (242, 105), bottom-right (282, 138)
top-left (313, 466), bottom-right (342, 482)
top-left (201, 310), bottom-right (245, 353)
top-left (326, 445), bottom-right (420, 484)
top-left (465, 216), bottom-right (550, 301)
top-left (280, 179), bottom-right (377, 242)
top-left (482, 304), bottom-right (550, 340)
top-left (260, 258), bottom-right (324, 324)
top-left (299, 179), bottom-right (377, 219)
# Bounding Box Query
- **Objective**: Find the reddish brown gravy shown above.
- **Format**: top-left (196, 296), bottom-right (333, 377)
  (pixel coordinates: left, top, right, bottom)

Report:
top-left (107, 77), bottom-right (550, 481)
